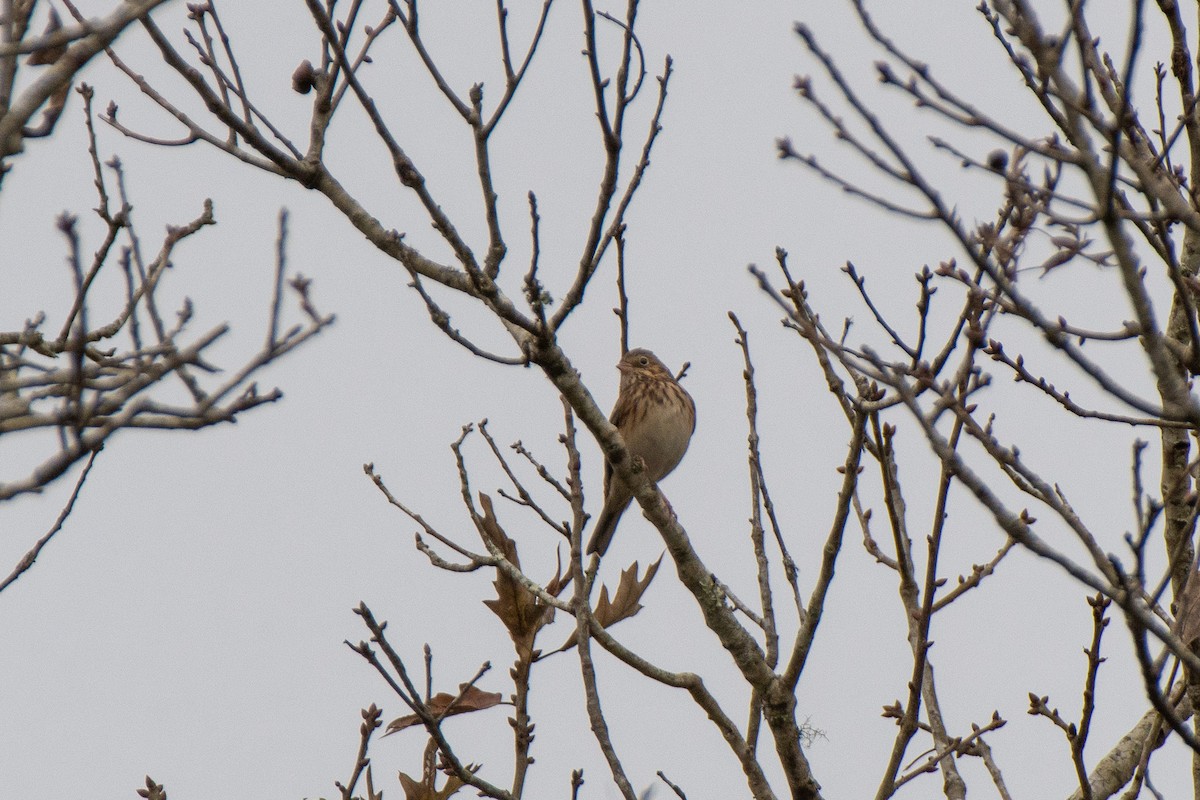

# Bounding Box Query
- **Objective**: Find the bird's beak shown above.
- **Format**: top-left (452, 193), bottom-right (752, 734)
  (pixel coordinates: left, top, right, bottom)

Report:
top-left (617, 362), bottom-right (632, 373)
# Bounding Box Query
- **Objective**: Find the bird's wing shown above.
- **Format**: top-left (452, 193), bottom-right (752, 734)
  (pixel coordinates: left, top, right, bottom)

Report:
top-left (604, 394), bottom-right (636, 491)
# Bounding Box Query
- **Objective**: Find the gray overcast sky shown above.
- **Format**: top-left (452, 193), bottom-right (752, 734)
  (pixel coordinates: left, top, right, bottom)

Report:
top-left (1, 1), bottom-right (1187, 798)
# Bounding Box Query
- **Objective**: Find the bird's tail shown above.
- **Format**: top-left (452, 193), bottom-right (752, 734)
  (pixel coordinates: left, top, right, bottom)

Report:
top-left (585, 497), bottom-right (631, 556)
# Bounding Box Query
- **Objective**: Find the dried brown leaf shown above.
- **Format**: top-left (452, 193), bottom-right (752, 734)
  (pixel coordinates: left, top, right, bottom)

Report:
top-left (478, 493), bottom-right (557, 641)
top-left (594, 556), bottom-right (662, 627)
top-left (544, 546), bottom-right (570, 598)
top-left (557, 556), bottom-right (662, 652)
top-left (137, 776), bottom-right (168, 800)
top-left (385, 684), bottom-right (503, 735)
top-left (27, 8), bottom-right (66, 66)
top-left (291, 59), bottom-right (318, 94)
top-left (398, 770), bottom-right (466, 800)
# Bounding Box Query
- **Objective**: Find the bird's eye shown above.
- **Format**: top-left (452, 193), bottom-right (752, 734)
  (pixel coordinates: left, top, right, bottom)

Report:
top-left (639, 356), bottom-right (649, 366)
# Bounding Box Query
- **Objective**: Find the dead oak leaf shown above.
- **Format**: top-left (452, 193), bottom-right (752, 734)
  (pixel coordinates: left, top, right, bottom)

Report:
top-left (27, 9), bottom-right (66, 66)
top-left (478, 493), bottom-right (566, 643)
top-left (556, 556), bottom-right (662, 652)
top-left (385, 684), bottom-right (503, 735)
top-left (595, 557), bottom-right (662, 626)
top-left (398, 766), bottom-right (473, 800)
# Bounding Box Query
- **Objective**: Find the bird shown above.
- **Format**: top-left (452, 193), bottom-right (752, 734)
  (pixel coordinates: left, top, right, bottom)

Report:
top-left (586, 348), bottom-right (696, 556)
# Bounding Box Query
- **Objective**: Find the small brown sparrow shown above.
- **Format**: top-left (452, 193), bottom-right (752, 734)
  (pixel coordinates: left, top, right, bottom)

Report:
top-left (586, 348), bottom-right (696, 556)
